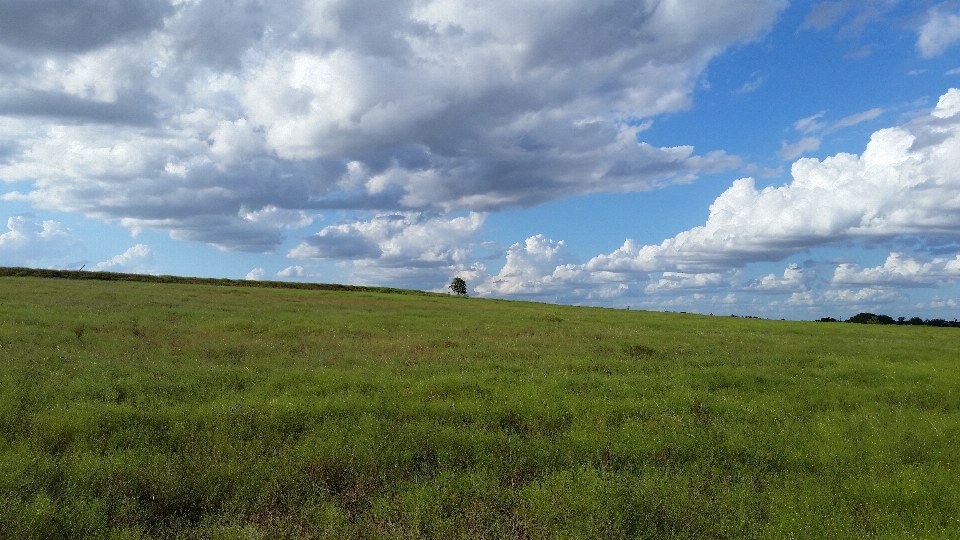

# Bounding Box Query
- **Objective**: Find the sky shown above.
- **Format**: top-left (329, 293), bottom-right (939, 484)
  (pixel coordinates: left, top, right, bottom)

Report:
top-left (2, 0), bottom-right (960, 320)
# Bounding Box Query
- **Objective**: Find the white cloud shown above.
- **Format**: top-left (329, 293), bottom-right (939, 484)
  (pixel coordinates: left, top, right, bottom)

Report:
top-left (0, 215), bottom-right (78, 265)
top-left (288, 212), bottom-right (486, 288)
top-left (0, 0), bottom-right (785, 251)
top-left (780, 107), bottom-right (883, 159)
top-left (414, 90), bottom-right (960, 309)
top-left (948, 67), bottom-right (960, 75)
top-left (588, 284), bottom-right (631, 300)
top-left (917, 6), bottom-right (960, 58)
top-left (245, 267), bottom-right (266, 280)
top-left (926, 297), bottom-right (958, 309)
top-left (794, 111), bottom-right (826, 133)
top-left (94, 244), bottom-right (153, 273)
top-left (584, 89), bottom-right (960, 275)
top-left (786, 291), bottom-right (815, 306)
top-left (290, 212), bottom-right (484, 265)
top-left (276, 265), bottom-right (322, 280)
top-left (644, 272), bottom-right (732, 294)
top-left (822, 287), bottom-right (905, 304)
top-left (277, 265), bottom-right (305, 278)
top-left (746, 263), bottom-right (811, 292)
top-left (733, 75), bottom-right (765, 95)
top-left (474, 235), bottom-right (583, 297)
top-left (435, 90), bottom-right (959, 311)
top-left (239, 206), bottom-right (314, 230)
top-left (779, 137), bottom-right (821, 160)
top-left (825, 107), bottom-right (883, 133)
top-left (831, 252), bottom-right (960, 287)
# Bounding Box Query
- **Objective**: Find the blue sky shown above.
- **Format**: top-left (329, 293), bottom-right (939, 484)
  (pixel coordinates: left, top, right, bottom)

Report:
top-left (2, 0), bottom-right (960, 320)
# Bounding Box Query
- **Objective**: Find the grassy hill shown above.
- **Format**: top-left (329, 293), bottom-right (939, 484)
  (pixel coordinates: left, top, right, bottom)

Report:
top-left (1, 273), bottom-right (958, 538)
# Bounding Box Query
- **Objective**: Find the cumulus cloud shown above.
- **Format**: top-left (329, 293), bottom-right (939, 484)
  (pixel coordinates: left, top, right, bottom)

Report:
top-left (585, 88), bottom-right (960, 275)
top-left (0, 0), bottom-right (785, 252)
top-left (290, 212), bottom-right (483, 265)
top-left (822, 287), bottom-right (905, 304)
top-left (245, 267), bottom-right (266, 280)
top-left (645, 272), bottom-right (732, 294)
top-left (474, 235), bottom-right (584, 298)
top-left (288, 212), bottom-right (486, 287)
top-left (420, 90), bottom-right (960, 309)
top-left (786, 291), bottom-right (815, 306)
top-left (277, 265), bottom-right (305, 278)
top-left (0, 215), bottom-right (78, 265)
top-left (276, 265), bottom-right (322, 280)
top-left (924, 296), bottom-right (959, 309)
top-left (831, 252), bottom-right (960, 287)
top-left (93, 244), bottom-right (153, 273)
top-left (917, 5), bottom-right (960, 58)
top-left (746, 263), bottom-right (811, 292)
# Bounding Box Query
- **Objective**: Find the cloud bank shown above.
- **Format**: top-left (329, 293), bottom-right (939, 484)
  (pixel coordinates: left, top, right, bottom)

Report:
top-left (0, 0), bottom-right (785, 252)
top-left (586, 89), bottom-right (960, 275)
top-left (464, 88), bottom-right (960, 307)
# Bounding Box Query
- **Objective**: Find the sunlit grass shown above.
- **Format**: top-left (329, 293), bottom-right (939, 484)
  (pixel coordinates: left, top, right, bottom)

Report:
top-left (1, 276), bottom-right (958, 538)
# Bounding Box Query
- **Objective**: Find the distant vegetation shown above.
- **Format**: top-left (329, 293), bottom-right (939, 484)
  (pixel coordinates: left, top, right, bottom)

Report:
top-left (1, 271), bottom-right (959, 538)
top-left (0, 266), bottom-right (434, 296)
top-left (448, 276), bottom-right (468, 297)
top-left (818, 312), bottom-right (960, 328)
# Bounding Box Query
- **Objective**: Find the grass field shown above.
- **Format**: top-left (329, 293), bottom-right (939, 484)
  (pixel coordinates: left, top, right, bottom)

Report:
top-left (1, 275), bottom-right (958, 538)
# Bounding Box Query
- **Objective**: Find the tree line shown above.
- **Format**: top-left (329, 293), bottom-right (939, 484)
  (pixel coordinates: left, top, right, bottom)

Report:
top-left (818, 313), bottom-right (960, 328)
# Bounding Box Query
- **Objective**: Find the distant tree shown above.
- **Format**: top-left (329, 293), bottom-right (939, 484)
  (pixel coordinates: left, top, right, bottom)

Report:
top-left (448, 277), bottom-right (467, 296)
top-left (846, 312), bottom-right (895, 324)
top-left (876, 314), bottom-right (896, 325)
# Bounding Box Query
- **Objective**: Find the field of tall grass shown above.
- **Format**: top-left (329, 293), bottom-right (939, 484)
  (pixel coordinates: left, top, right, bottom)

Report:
top-left (1, 274), bottom-right (958, 538)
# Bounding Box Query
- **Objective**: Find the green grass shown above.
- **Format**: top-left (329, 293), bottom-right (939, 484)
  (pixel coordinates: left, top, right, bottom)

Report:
top-left (1, 275), bottom-right (959, 538)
